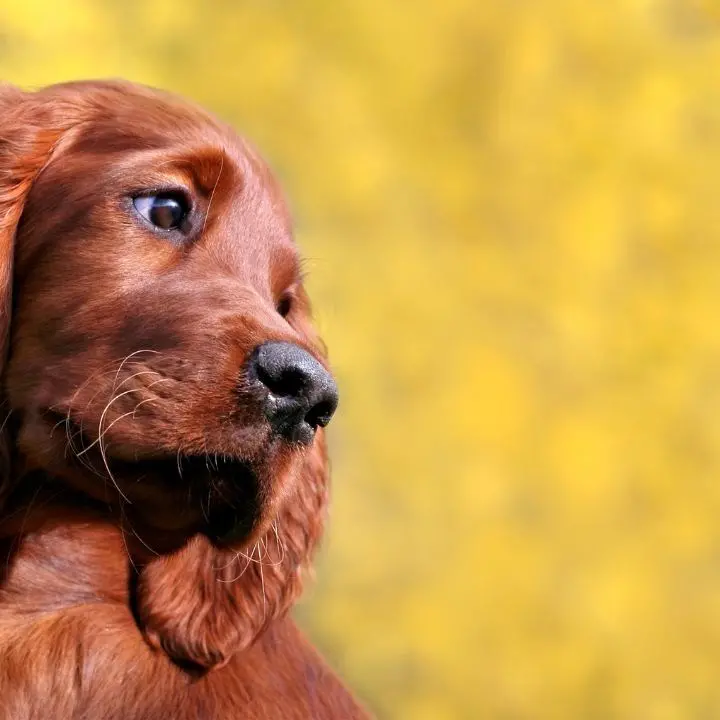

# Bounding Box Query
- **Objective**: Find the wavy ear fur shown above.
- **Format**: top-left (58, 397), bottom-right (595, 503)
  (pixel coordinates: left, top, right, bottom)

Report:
top-left (0, 85), bottom-right (85, 504)
top-left (0, 81), bottom-right (134, 503)
top-left (136, 431), bottom-right (330, 670)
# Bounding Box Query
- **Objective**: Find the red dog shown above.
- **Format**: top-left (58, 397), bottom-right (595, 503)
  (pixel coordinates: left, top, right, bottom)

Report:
top-left (0, 80), bottom-right (367, 719)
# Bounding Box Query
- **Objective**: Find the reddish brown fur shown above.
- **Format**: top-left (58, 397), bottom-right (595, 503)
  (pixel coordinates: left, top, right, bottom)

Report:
top-left (0, 80), bottom-right (368, 719)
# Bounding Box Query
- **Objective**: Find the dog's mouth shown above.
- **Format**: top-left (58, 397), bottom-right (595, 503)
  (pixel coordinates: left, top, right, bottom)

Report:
top-left (139, 453), bottom-right (263, 546)
top-left (51, 414), bottom-right (265, 547)
top-left (100, 451), bottom-right (264, 547)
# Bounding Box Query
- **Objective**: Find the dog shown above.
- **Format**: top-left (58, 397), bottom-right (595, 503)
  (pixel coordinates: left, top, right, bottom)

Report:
top-left (0, 79), bottom-right (367, 719)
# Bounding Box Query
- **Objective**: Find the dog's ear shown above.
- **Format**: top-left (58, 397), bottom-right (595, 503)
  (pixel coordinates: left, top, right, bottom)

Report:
top-left (0, 85), bottom-right (85, 503)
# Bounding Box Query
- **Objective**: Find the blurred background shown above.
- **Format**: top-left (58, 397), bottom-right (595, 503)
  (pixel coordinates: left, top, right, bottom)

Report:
top-left (4, 0), bottom-right (720, 716)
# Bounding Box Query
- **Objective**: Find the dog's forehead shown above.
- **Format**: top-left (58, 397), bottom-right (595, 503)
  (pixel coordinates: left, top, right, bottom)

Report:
top-left (65, 87), bottom-right (295, 240)
top-left (70, 94), bottom-right (268, 183)
top-left (30, 83), bottom-right (300, 281)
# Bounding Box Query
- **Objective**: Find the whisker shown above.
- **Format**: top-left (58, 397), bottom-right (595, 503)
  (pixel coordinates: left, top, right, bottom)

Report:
top-left (258, 544), bottom-right (267, 620)
top-left (200, 489), bottom-right (210, 523)
top-left (112, 350), bottom-right (161, 389)
top-left (76, 379), bottom-right (170, 457)
top-left (118, 507), bottom-right (138, 572)
top-left (202, 154), bottom-right (224, 240)
top-left (55, 360), bottom-right (165, 474)
top-left (93, 378), bottom-right (167, 504)
top-left (216, 534), bottom-right (286, 571)
top-left (0, 408), bottom-right (13, 435)
top-left (127, 520), bottom-right (159, 557)
top-left (216, 550), bottom-right (254, 582)
top-left (271, 520), bottom-right (286, 565)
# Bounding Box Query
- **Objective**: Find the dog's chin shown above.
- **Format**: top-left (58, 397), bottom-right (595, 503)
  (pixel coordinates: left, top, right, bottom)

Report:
top-left (143, 453), bottom-right (266, 546)
top-left (106, 452), bottom-right (272, 550)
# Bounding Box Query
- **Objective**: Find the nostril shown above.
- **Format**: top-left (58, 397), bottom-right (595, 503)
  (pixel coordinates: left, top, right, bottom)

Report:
top-left (255, 362), bottom-right (308, 399)
top-left (305, 398), bottom-right (336, 430)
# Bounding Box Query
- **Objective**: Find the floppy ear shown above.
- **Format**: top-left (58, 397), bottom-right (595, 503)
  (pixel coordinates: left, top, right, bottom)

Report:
top-left (0, 85), bottom-right (84, 504)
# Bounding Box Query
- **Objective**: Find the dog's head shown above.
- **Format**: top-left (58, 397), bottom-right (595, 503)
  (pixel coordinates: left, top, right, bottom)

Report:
top-left (0, 80), bottom-right (337, 548)
top-left (0, 80), bottom-right (337, 668)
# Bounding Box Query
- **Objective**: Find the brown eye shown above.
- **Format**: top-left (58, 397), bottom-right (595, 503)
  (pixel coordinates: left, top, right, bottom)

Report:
top-left (133, 192), bottom-right (190, 230)
top-left (276, 293), bottom-right (293, 318)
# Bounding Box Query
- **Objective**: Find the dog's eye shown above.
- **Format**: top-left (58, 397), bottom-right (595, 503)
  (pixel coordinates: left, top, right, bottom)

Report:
top-left (276, 293), bottom-right (293, 318)
top-left (133, 193), bottom-right (190, 231)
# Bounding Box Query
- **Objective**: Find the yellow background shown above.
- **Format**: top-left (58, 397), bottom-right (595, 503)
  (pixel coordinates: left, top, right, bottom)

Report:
top-left (3, 1), bottom-right (720, 717)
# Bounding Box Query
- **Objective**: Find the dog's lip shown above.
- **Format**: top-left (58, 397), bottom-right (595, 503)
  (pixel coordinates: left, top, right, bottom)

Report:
top-left (202, 505), bottom-right (258, 547)
top-left (131, 454), bottom-right (264, 546)
top-left (145, 452), bottom-right (255, 483)
top-left (43, 411), bottom-right (265, 544)
top-left (59, 434), bottom-right (260, 540)
top-left (43, 411), bottom-right (252, 479)
top-left (112, 453), bottom-right (263, 545)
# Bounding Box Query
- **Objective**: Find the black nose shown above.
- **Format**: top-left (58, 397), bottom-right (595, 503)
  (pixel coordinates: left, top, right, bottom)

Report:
top-left (250, 341), bottom-right (339, 444)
